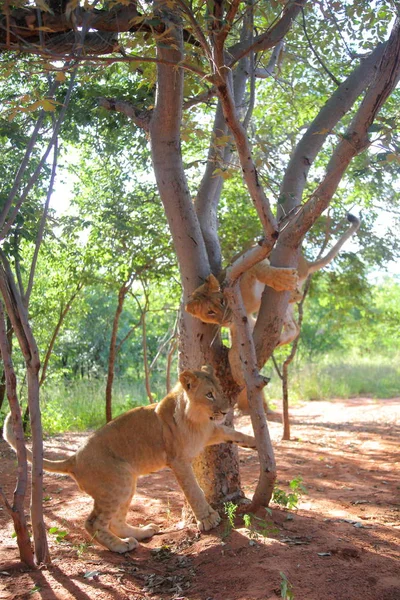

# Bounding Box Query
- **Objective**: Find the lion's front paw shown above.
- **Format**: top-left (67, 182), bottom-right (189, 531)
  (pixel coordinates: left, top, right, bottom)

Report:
top-left (272, 268), bottom-right (298, 292)
top-left (197, 509), bottom-right (221, 532)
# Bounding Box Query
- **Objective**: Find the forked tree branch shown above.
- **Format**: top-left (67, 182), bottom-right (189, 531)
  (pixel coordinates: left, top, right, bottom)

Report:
top-left (283, 16), bottom-right (400, 246)
top-left (254, 17), bottom-right (400, 370)
top-left (0, 301), bottom-right (35, 568)
top-left (214, 71), bottom-right (278, 245)
top-left (228, 0), bottom-right (307, 66)
top-left (39, 281), bottom-right (84, 387)
top-left (278, 40), bottom-right (387, 215)
top-left (0, 78), bottom-right (60, 234)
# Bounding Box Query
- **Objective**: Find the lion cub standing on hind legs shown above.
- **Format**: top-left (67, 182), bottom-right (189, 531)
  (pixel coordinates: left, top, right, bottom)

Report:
top-left (4, 366), bottom-right (256, 553)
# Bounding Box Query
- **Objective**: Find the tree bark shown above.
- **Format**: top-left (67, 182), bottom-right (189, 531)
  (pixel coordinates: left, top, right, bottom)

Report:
top-left (149, 2), bottom-right (242, 504)
top-left (0, 302), bottom-right (35, 568)
top-left (141, 310), bottom-right (153, 404)
top-left (277, 42), bottom-right (387, 214)
top-left (0, 255), bottom-right (50, 565)
top-left (105, 282), bottom-right (129, 422)
top-left (0, 315), bottom-right (12, 416)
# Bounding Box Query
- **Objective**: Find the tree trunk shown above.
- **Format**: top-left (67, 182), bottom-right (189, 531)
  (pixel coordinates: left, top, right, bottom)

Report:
top-left (0, 302), bottom-right (35, 568)
top-left (141, 310), bottom-right (153, 404)
top-left (106, 282), bottom-right (129, 422)
top-left (149, 3), bottom-right (242, 504)
top-left (27, 363), bottom-right (50, 565)
top-left (0, 314), bottom-right (12, 417)
top-left (0, 256), bottom-right (50, 565)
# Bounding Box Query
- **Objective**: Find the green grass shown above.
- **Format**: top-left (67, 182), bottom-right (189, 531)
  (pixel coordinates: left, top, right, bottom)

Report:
top-left (38, 378), bottom-right (166, 435)
top-left (265, 354), bottom-right (400, 403)
top-left (1, 354), bottom-right (398, 435)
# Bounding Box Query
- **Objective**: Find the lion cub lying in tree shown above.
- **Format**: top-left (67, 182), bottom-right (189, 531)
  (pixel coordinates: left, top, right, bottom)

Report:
top-left (185, 215), bottom-right (360, 412)
top-left (185, 259), bottom-right (298, 412)
top-left (4, 366), bottom-right (255, 554)
top-left (185, 257), bottom-right (298, 330)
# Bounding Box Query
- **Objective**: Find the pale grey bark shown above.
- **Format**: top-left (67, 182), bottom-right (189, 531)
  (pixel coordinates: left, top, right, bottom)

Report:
top-left (255, 17), bottom-right (400, 368)
top-left (278, 41), bottom-right (387, 216)
top-left (283, 17), bottom-right (400, 246)
top-left (307, 215), bottom-right (360, 275)
top-left (195, 16), bottom-right (254, 274)
top-left (149, 3), bottom-right (242, 503)
top-left (228, 0), bottom-right (307, 66)
top-left (0, 254), bottom-right (49, 565)
top-left (98, 97), bottom-right (150, 131)
top-left (0, 302), bottom-right (35, 568)
top-left (195, 101), bottom-right (228, 274)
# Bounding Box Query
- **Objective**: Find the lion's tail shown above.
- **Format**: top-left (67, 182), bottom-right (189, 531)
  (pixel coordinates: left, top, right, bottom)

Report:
top-left (4, 413), bottom-right (75, 474)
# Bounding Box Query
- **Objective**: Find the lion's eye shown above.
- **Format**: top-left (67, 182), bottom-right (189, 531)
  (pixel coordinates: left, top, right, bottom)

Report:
top-left (206, 392), bottom-right (214, 400)
top-left (207, 310), bottom-right (217, 316)
top-left (219, 300), bottom-right (225, 306)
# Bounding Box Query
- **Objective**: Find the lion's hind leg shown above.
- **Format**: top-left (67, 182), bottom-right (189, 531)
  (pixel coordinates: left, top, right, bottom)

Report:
top-left (85, 501), bottom-right (139, 553)
top-left (253, 261), bottom-right (298, 292)
top-left (83, 468), bottom-right (140, 553)
top-left (110, 480), bottom-right (159, 541)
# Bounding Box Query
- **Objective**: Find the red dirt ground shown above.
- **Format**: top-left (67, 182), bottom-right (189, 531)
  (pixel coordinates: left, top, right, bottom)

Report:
top-left (0, 397), bottom-right (399, 600)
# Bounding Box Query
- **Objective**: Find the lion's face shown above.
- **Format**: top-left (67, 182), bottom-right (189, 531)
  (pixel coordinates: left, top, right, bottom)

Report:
top-left (185, 275), bottom-right (232, 326)
top-left (179, 365), bottom-right (231, 424)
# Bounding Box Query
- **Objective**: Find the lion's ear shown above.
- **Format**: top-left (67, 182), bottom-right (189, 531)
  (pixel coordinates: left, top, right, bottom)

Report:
top-left (179, 370), bottom-right (199, 392)
top-left (204, 274), bottom-right (220, 292)
top-left (201, 364), bottom-right (214, 377)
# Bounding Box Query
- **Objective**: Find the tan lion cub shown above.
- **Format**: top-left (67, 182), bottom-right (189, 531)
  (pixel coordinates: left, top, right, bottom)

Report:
top-left (4, 366), bottom-right (256, 553)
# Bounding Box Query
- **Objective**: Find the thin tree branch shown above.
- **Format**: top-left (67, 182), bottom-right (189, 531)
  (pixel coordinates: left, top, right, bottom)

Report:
top-left (254, 39), bottom-right (284, 78)
top-left (115, 320), bottom-right (142, 354)
top-left (0, 78), bottom-right (60, 232)
top-left (183, 87), bottom-right (216, 109)
top-left (301, 6), bottom-right (340, 86)
top-left (214, 70), bottom-right (278, 245)
top-left (25, 136), bottom-right (58, 306)
top-left (174, 0), bottom-right (212, 60)
top-left (271, 353), bottom-right (283, 381)
top-left (15, 46), bottom-right (209, 78)
top-left (0, 67), bottom-right (78, 241)
top-left (228, 0), bottom-right (307, 67)
top-left (39, 281), bottom-right (84, 387)
top-left (0, 301), bottom-right (35, 567)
